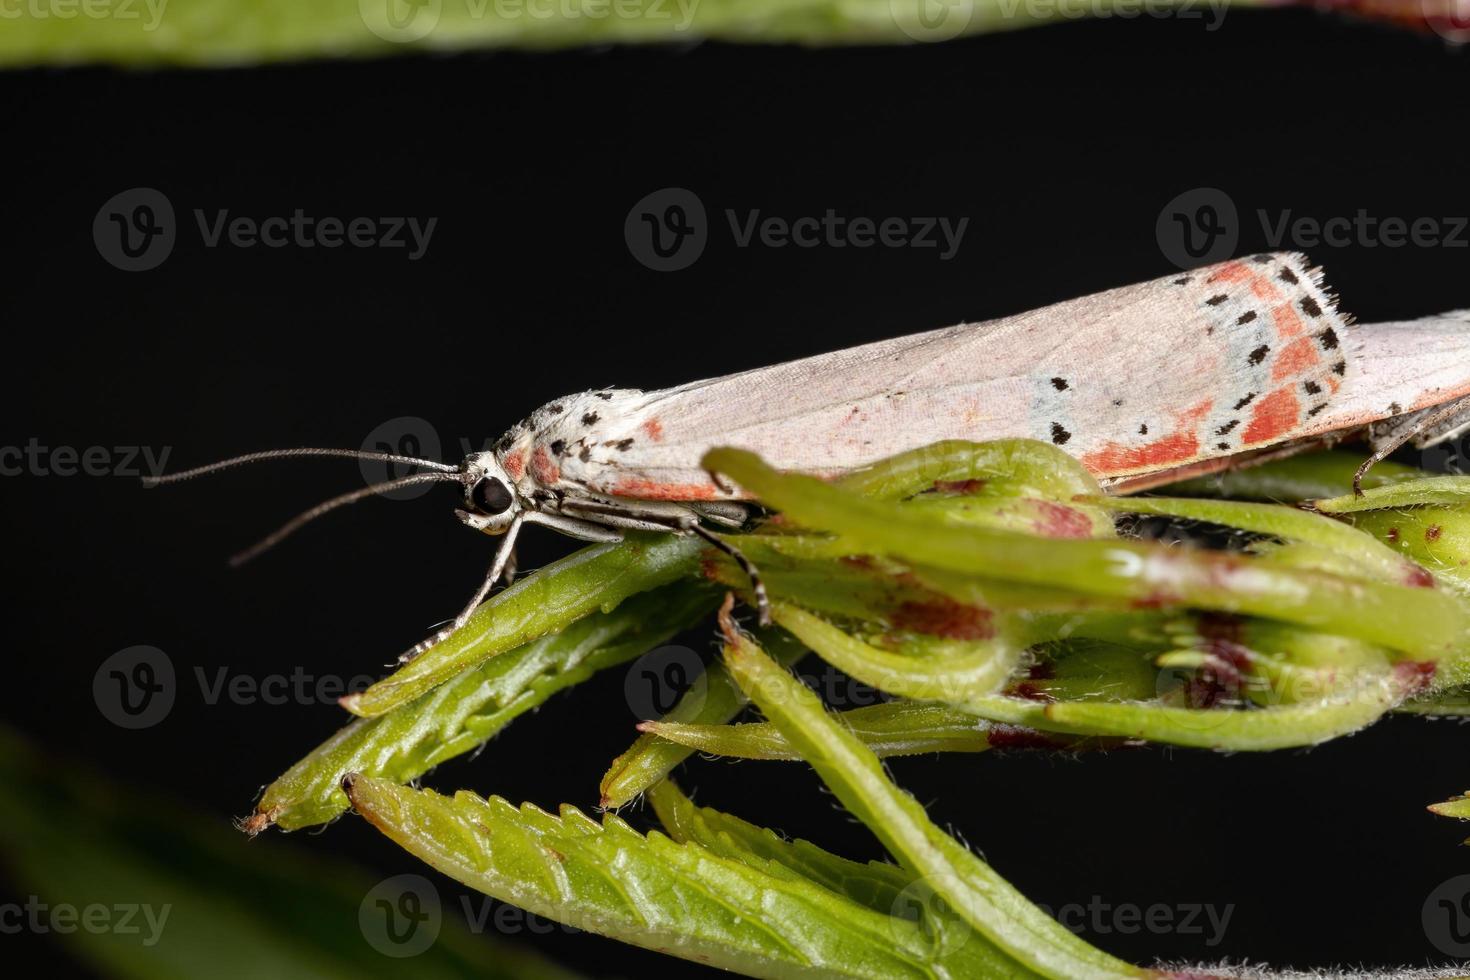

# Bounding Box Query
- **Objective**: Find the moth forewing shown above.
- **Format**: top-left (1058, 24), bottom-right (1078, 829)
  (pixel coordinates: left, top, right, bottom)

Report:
top-left (513, 252), bottom-right (1356, 503)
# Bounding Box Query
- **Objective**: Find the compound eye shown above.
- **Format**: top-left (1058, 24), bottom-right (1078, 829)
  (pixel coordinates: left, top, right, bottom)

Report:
top-left (471, 477), bottom-right (514, 515)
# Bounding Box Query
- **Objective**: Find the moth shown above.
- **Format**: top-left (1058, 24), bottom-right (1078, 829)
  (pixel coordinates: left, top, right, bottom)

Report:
top-left (151, 251), bottom-right (1469, 657)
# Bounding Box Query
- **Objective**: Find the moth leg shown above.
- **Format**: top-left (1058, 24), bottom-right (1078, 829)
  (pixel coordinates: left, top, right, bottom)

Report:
top-left (689, 524), bottom-right (771, 628)
top-left (522, 509), bottom-right (625, 543)
top-left (399, 514), bottom-right (525, 663)
top-left (557, 498), bottom-right (771, 624)
top-left (691, 501), bottom-right (752, 529)
top-left (1357, 396), bottom-right (1470, 496)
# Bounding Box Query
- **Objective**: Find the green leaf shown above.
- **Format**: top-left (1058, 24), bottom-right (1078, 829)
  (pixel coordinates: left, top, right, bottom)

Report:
top-left (598, 627), bottom-right (806, 809)
top-left (1163, 450), bottom-right (1426, 501)
top-left (0, 0), bottom-right (1273, 68)
top-left (1085, 494), bottom-right (1429, 587)
top-left (640, 699), bottom-right (1022, 759)
top-left (771, 600), bottom-right (1021, 704)
top-left (343, 533), bottom-right (703, 718)
top-left (714, 605), bottom-right (1145, 979)
top-left (252, 582), bottom-right (714, 831)
top-left (1313, 475), bottom-right (1470, 514)
top-left (705, 446), bottom-right (1468, 657)
top-left (343, 774), bottom-right (1030, 978)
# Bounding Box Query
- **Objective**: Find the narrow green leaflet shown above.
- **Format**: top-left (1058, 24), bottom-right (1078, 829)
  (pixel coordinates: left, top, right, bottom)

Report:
top-left (772, 600), bottom-right (1021, 704)
top-left (1084, 494), bottom-right (1428, 587)
top-left (640, 700), bottom-right (1054, 759)
top-left (1164, 450), bottom-right (1426, 501)
top-left (344, 775), bottom-right (1028, 979)
top-left (1313, 475), bottom-right (1470, 514)
top-left (715, 604), bottom-right (1147, 979)
top-left (0, 0), bottom-right (1274, 68)
top-left (598, 628), bottom-right (806, 809)
top-left (705, 447), bottom-right (1467, 656)
top-left (1345, 507), bottom-right (1470, 592)
top-left (343, 533), bottom-right (702, 717)
top-left (253, 583), bottom-right (714, 831)
top-left (643, 780), bottom-right (1037, 977)
top-left (833, 438), bottom-right (1099, 502)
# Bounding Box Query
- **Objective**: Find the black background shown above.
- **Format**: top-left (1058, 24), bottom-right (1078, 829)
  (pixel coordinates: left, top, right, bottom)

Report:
top-left (4, 10), bottom-right (1470, 976)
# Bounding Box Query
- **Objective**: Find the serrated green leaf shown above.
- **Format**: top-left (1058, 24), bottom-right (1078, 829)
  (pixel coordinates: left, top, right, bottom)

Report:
top-left (343, 533), bottom-right (702, 718)
top-left (253, 583), bottom-right (714, 831)
top-left (343, 774), bottom-right (1031, 978)
top-left (714, 613), bottom-right (1145, 979)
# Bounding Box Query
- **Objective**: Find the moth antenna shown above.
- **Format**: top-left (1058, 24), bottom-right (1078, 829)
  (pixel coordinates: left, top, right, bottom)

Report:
top-left (142, 447), bottom-right (458, 487)
top-left (229, 470), bottom-right (465, 567)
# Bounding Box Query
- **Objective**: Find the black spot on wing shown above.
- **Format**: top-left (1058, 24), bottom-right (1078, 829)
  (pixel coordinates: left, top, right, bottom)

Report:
top-left (582, 412), bottom-right (600, 426)
top-left (1300, 296), bottom-right (1322, 318)
top-left (1318, 327), bottom-right (1339, 350)
top-left (1217, 419), bottom-right (1239, 435)
top-left (1236, 310), bottom-right (1257, 325)
top-left (614, 438), bottom-right (635, 451)
top-left (1051, 377), bottom-right (1069, 391)
top-left (1248, 345), bottom-right (1270, 366)
top-left (1050, 422), bottom-right (1072, 446)
top-left (1278, 267), bottom-right (1299, 285)
top-left (1206, 294), bottom-right (1228, 306)
top-left (595, 392), bottom-right (614, 400)
top-left (1234, 392), bottom-right (1256, 410)
top-left (550, 439), bottom-right (567, 456)
top-left (1139, 423), bottom-right (1148, 435)
top-left (1304, 380), bottom-right (1322, 395)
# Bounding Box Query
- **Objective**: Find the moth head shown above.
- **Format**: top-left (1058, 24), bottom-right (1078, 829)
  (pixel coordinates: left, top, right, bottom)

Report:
top-left (455, 451), bottom-right (522, 534)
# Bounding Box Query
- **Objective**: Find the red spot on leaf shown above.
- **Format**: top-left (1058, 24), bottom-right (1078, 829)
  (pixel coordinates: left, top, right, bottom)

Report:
top-left (1393, 660), bottom-right (1436, 695)
top-left (1031, 500), bottom-right (1094, 538)
top-left (891, 598), bottom-right (993, 640)
top-left (1427, 524), bottom-right (1444, 542)
top-left (932, 478), bottom-right (988, 494)
top-left (985, 725), bottom-right (1068, 750)
top-left (1007, 681), bottom-right (1054, 702)
top-left (1404, 564), bottom-right (1436, 588)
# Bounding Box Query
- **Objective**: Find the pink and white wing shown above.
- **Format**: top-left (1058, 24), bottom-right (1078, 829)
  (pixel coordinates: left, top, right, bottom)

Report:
top-left (557, 252), bottom-right (1356, 498)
